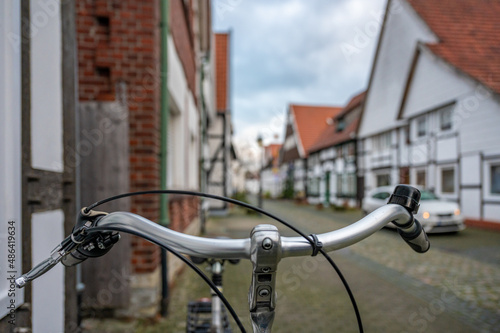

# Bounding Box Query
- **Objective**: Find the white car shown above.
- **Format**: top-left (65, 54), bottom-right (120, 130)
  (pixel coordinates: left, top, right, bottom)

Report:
top-left (362, 186), bottom-right (466, 233)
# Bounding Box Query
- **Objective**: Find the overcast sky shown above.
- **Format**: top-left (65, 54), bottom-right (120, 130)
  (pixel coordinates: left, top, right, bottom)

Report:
top-left (213, 0), bottom-right (386, 159)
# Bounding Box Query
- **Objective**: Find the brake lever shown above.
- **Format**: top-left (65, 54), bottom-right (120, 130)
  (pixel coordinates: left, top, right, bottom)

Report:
top-left (16, 208), bottom-right (119, 288)
top-left (15, 244), bottom-right (65, 288)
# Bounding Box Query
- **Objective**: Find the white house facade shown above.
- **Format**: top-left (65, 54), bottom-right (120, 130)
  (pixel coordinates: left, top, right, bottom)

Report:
top-left (401, 46), bottom-right (500, 225)
top-left (358, 0), bottom-right (500, 226)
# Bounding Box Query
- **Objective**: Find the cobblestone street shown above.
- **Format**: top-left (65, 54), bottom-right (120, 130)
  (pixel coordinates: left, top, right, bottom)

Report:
top-left (87, 199), bottom-right (500, 332)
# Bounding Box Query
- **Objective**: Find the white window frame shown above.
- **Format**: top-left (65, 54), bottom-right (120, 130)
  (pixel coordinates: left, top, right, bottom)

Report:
top-left (484, 158), bottom-right (500, 201)
top-left (412, 167), bottom-right (427, 187)
top-left (373, 132), bottom-right (391, 153)
top-left (374, 171), bottom-right (391, 187)
top-left (438, 165), bottom-right (457, 197)
top-left (439, 105), bottom-right (454, 132)
top-left (416, 115), bottom-right (427, 138)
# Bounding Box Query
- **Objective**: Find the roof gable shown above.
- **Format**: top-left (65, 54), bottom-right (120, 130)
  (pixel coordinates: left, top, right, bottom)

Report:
top-left (290, 104), bottom-right (342, 157)
top-left (406, 0), bottom-right (500, 95)
top-left (308, 91), bottom-right (365, 153)
top-left (357, 0), bottom-right (437, 138)
top-left (398, 45), bottom-right (476, 119)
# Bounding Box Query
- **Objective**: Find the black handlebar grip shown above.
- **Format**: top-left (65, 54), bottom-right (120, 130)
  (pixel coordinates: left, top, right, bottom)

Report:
top-left (388, 185), bottom-right (421, 214)
top-left (397, 218), bottom-right (430, 253)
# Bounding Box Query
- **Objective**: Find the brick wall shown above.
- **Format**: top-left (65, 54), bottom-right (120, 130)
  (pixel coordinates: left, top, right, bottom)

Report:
top-left (77, 0), bottom-right (200, 275)
top-left (77, 0), bottom-right (162, 274)
top-left (169, 196), bottom-right (200, 232)
top-left (170, 0), bottom-right (197, 100)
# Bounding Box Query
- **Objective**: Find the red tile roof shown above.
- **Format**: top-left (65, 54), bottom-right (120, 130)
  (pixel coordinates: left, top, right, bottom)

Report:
top-left (265, 144), bottom-right (282, 159)
top-left (407, 0), bottom-right (500, 94)
top-left (215, 33), bottom-right (229, 112)
top-left (308, 91), bottom-right (366, 153)
top-left (336, 91), bottom-right (366, 119)
top-left (265, 144), bottom-right (282, 168)
top-left (291, 104), bottom-right (342, 157)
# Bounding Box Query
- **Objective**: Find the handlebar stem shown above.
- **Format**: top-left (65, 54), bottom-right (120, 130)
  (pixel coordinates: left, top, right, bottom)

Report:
top-left (248, 224), bottom-right (282, 333)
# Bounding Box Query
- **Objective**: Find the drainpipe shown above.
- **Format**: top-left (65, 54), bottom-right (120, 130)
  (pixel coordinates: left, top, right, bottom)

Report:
top-left (160, 0), bottom-right (170, 317)
top-left (199, 56), bottom-right (208, 234)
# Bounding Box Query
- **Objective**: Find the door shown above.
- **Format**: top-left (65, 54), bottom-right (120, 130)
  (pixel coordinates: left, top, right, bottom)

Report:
top-left (399, 167), bottom-right (410, 184)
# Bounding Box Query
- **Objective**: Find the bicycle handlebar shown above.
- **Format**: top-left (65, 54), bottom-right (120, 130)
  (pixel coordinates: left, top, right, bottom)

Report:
top-left (15, 201), bottom-right (429, 290)
top-left (89, 203), bottom-right (423, 259)
top-left (15, 185), bottom-right (430, 333)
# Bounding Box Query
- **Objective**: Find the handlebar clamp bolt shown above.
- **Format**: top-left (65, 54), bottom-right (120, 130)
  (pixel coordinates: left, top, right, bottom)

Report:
top-left (259, 288), bottom-right (270, 297)
top-left (262, 238), bottom-right (273, 250)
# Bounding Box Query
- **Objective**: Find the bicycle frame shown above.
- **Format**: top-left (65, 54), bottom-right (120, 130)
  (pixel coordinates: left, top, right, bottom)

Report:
top-left (186, 260), bottom-right (229, 333)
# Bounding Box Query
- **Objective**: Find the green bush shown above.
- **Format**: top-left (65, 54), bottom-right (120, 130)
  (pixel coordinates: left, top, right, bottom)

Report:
top-left (231, 191), bottom-right (258, 215)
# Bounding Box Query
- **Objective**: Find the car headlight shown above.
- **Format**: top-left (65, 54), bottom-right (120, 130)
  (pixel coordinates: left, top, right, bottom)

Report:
top-left (454, 209), bottom-right (460, 216)
top-left (422, 211), bottom-right (430, 219)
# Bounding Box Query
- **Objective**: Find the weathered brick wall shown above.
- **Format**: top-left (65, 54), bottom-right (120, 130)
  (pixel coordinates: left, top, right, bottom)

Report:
top-left (169, 196), bottom-right (200, 232)
top-left (77, 0), bottom-right (162, 274)
top-left (170, 0), bottom-right (197, 98)
top-left (77, 0), bottom-right (200, 276)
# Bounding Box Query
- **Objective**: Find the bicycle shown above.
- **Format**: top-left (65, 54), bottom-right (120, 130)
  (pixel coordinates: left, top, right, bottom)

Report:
top-left (186, 255), bottom-right (240, 333)
top-left (16, 185), bottom-right (430, 333)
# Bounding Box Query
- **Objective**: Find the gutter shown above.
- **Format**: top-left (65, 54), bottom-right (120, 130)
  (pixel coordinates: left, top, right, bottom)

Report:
top-left (199, 56), bottom-right (208, 233)
top-left (160, 0), bottom-right (170, 317)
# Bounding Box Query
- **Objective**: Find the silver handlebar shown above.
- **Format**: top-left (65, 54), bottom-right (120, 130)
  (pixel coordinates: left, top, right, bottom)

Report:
top-left (16, 202), bottom-right (428, 333)
top-left (15, 203), bottom-right (424, 289)
top-left (90, 204), bottom-right (414, 259)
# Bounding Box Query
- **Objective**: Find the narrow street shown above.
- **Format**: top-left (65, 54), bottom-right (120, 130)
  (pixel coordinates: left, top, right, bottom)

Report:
top-left (133, 199), bottom-right (500, 333)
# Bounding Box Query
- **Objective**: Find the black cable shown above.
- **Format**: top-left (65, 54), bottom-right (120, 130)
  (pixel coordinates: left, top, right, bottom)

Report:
top-left (154, 242), bottom-right (247, 332)
top-left (319, 248), bottom-right (363, 333)
top-left (88, 225), bottom-right (247, 333)
top-left (85, 190), bottom-right (363, 332)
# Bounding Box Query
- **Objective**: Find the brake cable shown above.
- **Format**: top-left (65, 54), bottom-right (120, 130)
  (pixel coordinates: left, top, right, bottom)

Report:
top-left (85, 190), bottom-right (364, 333)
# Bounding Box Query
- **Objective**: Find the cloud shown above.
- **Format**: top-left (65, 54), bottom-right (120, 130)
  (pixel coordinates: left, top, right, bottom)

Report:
top-left (214, 0), bottom-right (386, 148)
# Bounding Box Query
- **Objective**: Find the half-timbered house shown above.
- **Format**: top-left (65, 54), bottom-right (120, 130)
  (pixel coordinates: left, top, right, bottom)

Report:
top-left (280, 104), bottom-right (342, 199)
top-left (358, 0), bottom-right (500, 227)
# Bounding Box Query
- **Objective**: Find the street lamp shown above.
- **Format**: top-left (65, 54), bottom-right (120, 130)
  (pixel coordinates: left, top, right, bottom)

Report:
top-left (257, 134), bottom-right (263, 209)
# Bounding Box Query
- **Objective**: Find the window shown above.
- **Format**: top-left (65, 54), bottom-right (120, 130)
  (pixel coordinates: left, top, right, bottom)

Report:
top-left (337, 146), bottom-right (343, 158)
top-left (417, 116), bottom-right (427, 137)
top-left (309, 177), bottom-right (320, 196)
top-left (347, 142), bottom-right (355, 157)
top-left (491, 165), bottom-right (500, 194)
top-left (440, 107), bottom-right (453, 131)
top-left (416, 170), bottom-right (426, 187)
top-left (420, 190), bottom-right (439, 200)
top-left (441, 168), bottom-right (455, 193)
top-left (283, 135), bottom-right (295, 151)
top-left (337, 173), bottom-right (356, 197)
top-left (372, 192), bottom-right (390, 200)
top-left (376, 173), bottom-right (390, 187)
top-left (373, 132), bottom-right (391, 152)
top-left (336, 118), bottom-right (346, 132)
